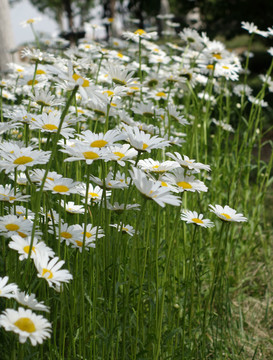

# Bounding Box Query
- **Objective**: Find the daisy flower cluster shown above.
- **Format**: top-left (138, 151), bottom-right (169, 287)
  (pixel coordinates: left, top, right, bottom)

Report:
top-left (1, 17), bottom-right (268, 356)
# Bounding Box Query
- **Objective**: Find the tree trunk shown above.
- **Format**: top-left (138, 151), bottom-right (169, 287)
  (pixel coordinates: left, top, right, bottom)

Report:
top-left (158, 0), bottom-right (171, 37)
top-left (0, 0), bottom-right (15, 73)
top-left (63, 0), bottom-right (74, 32)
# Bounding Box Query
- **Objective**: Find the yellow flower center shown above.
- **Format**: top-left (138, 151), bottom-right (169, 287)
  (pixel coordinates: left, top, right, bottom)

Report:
top-left (156, 91), bottom-right (166, 97)
top-left (85, 231), bottom-right (92, 238)
top-left (27, 80), bottom-right (38, 86)
top-left (134, 29), bottom-right (146, 36)
top-left (207, 64), bottom-right (214, 70)
top-left (122, 227), bottom-right (129, 232)
top-left (83, 151), bottom-right (100, 160)
top-left (36, 69), bottom-right (46, 75)
top-left (102, 90), bottom-right (114, 97)
top-left (75, 240), bottom-right (83, 247)
top-left (18, 231), bottom-right (28, 238)
top-left (53, 185), bottom-right (69, 193)
top-left (117, 52), bottom-right (124, 58)
top-left (222, 65), bottom-right (229, 69)
top-left (213, 53), bottom-right (222, 60)
top-left (14, 318), bottom-right (36, 333)
top-left (42, 268), bottom-right (53, 279)
top-left (152, 165), bottom-right (159, 169)
top-left (26, 19), bottom-right (35, 24)
top-left (88, 192), bottom-right (99, 198)
top-left (113, 151), bottom-right (125, 159)
top-left (142, 143), bottom-right (148, 150)
top-left (192, 218), bottom-right (204, 224)
top-left (220, 213), bottom-right (231, 220)
top-left (13, 156), bottom-right (33, 165)
top-left (23, 245), bottom-right (36, 254)
top-left (161, 181), bottom-right (168, 187)
top-left (42, 124), bottom-right (58, 131)
top-left (90, 140), bottom-right (108, 148)
top-left (72, 73), bottom-right (90, 87)
top-left (61, 231), bottom-right (72, 239)
top-left (5, 223), bottom-right (19, 231)
top-left (177, 181), bottom-right (192, 189)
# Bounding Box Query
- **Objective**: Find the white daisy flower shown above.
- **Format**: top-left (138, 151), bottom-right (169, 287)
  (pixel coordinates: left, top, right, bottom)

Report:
top-left (123, 29), bottom-right (158, 42)
top-left (34, 252), bottom-right (73, 290)
top-left (107, 63), bottom-right (136, 86)
top-left (122, 125), bottom-right (170, 152)
top-left (8, 172), bottom-right (28, 186)
top-left (0, 144), bottom-right (51, 174)
top-left (30, 88), bottom-right (62, 107)
top-left (129, 167), bottom-right (181, 207)
top-left (79, 223), bottom-right (104, 241)
top-left (30, 111), bottom-right (75, 139)
top-left (108, 144), bottom-right (138, 166)
top-left (78, 183), bottom-right (111, 204)
top-left (87, 99), bottom-right (116, 118)
top-left (110, 223), bottom-right (135, 236)
top-left (209, 204), bottom-right (248, 222)
top-left (29, 169), bottom-right (63, 184)
top-left (89, 171), bottom-right (129, 190)
top-left (248, 96), bottom-right (268, 107)
top-left (70, 223), bottom-right (104, 251)
top-left (101, 86), bottom-right (128, 99)
top-left (61, 141), bottom-right (115, 164)
top-left (241, 21), bottom-right (268, 37)
top-left (78, 129), bottom-right (124, 148)
top-left (179, 28), bottom-right (204, 50)
top-left (181, 210), bottom-right (214, 228)
top-left (166, 152), bottom-right (211, 173)
top-left (233, 84), bottom-right (253, 97)
top-left (212, 119), bottom-right (235, 133)
top-left (0, 215), bottom-right (38, 239)
top-left (60, 200), bottom-right (84, 214)
top-left (131, 101), bottom-right (164, 118)
top-left (0, 307), bottom-right (51, 345)
top-left (0, 184), bottom-right (30, 203)
top-left (51, 223), bottom-right (83, 246)
top-left (20, 17), bottom-right (42, 28)
top-left (15, 291), bottom-right (50, 313)
top-left (149, 89), bottom-right (168, 101)
top-left (214, 62), bottom-right (241, 81)
top-left (167, 103), bottom-right (189, 126)
top-left (8, 235), bottom-right (54, 261)
top-left (0, 276), bottom-right (18, 299)
top-left (7, 206), bottom-right (35, 220)
top-left (138, 158), bottom-right (179, 174)
top-left (162, 168), bottom-right (208, 193)
top-left (43, 177), bottom-right (81, 195)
